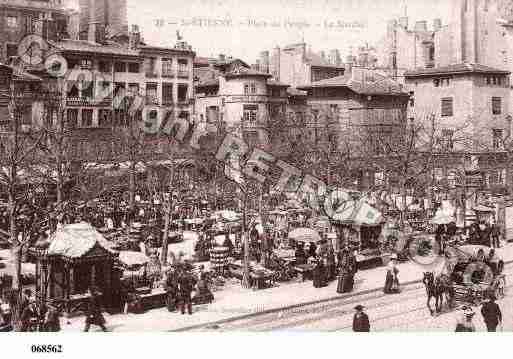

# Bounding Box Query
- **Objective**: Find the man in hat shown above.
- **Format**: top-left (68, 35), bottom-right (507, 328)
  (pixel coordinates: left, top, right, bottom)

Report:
top-left (352, 305), bottom-right (370, 332)
top-left (481, 294), bottom-right (502, 332)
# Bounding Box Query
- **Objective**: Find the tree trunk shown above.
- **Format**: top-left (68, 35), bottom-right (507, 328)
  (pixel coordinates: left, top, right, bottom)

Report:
top-left (161, 201), bottom-right (171, 266)
top-left (129, 160), bottom-right (136, 212)
top-left (56, 161), bottom-right (63, 205)
top-left (241, 194), bottom-right (251, 289)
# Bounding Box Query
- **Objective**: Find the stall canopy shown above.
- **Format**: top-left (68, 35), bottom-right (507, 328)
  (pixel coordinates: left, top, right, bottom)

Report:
top-left (118, 251), bottom-right (149, 267)
top-left (431, 210), bottom-right (455, 225)
top-left (331, 200), bottom-right (383, 226)
top-left (47, 222), bottom-right (116, 258)
top-left (212, 210), bottom-right (240, 222)
top-left (288, 228), bottom-right (323, 243)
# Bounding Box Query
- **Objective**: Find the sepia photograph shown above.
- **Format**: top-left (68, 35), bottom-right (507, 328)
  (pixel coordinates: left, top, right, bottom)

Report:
top-left (1, 0), bottom-right (513, 348)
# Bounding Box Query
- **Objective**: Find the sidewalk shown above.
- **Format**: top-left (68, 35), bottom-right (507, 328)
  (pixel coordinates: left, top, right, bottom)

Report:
top-left (62, 243), bottom-right (513, 332)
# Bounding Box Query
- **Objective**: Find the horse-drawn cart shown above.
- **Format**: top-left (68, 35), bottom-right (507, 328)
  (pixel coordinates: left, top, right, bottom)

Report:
top-left (447, 245), bottom-right (506, 306)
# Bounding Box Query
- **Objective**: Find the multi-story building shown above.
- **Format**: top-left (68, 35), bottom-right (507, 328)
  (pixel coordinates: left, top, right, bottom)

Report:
top-left (78, 0), bottom-right (128, 40)
top-left (405, 63), bottom-right (512, 190)
top-left (375, 16), bottom-right (440, 83)
top-left (0, 0), bottom-right (70, 62)
top-left (261, 42), bottom-right (345, 88)
top-left (297, 67), bottom-right (409, 188)
top-left (195, 58), bottom-right (289, 150)
top-left (139, 39), bottom-right (195, 128)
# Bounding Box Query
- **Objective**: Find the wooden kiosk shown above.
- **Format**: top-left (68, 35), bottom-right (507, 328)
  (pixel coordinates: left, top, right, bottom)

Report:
top-left (31, 223), bottom-right (120, 317)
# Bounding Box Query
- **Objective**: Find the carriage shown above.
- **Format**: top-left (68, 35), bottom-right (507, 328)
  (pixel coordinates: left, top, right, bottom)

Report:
top-left (446, 245), bottom-right (506, 306)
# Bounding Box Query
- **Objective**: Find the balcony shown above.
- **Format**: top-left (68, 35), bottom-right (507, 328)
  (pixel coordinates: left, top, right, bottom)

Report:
top-left (177, 70), bottom-right (190, 78)
top-left (161, 72), bottom-right (174, 78)
top-left (66, 97), bottom-right (112, 107)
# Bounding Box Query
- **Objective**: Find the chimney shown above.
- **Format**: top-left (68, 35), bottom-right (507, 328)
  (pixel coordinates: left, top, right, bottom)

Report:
top-left (259, 50), bottom-right (270, 73)
top-left (414, 20), bottom-right (427, 33)
top-left (433, 18), bottom-right (442, 31)
top-left (128, 24), bottom-right (140, 49)
top-left (329, 49), bottom-right (341, 66)
top-left (398, 16), bottom-right (408, 29)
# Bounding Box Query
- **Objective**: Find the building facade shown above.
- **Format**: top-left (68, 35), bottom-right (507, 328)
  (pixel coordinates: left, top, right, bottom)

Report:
top-left (405, 63), bottom-right (512, 191)
top-left (375, 16), bottom-right (439, 83)
top-left (259, 42), bottom-right (345, 89)
top-left (0, 0), bottom-right (70, 62)
top-left (195, 58), bottom-right (289, 150)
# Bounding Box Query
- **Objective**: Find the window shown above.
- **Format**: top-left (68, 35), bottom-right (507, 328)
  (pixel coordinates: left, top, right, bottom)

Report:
top-left (80, 59), bottom-right (92, 69)
top-left (178, 84), bottom-right (188, 102)
top-left (146, 83), bottom-right (158, 104)
top-left (128, 83), bottom-right (139, 96)
top-left (66, 109), bottom-right (78, 128)
top-left (206, 106), bottom-right (219, 124)
top-left (243, 105), bottom-right (258, 123)
top-left (441, 129), bottom-right (454, 151)
top-left (441, 97), bottom-right (453, 117)
top-left (6, 44), bottom-right (17, 58)
top-left (67, 81), bottom-right (79, 98)
top-left (98, 109), bottom-right (112, 127)
top-left (244, 84), bottom-right (250, 95)
top-left (433, 79), bottom-right (440, 87)
top-left (6, 16), bottom-right (18, 28)
top-left (81, 109), bottom-right (93, 128)
top-left (492, 97), bottom-right (502, 115)
top-left (250, 83), bottom-right (256, 94)
top-left (114, 62), bottom-right (126, 72)
top-left (162, 83), bottom-right (173, 104)
top-left (429, 47), bottom-right (435, 61)
top-left (493, 129), bottom-right (504, 150)
top-left (128, 63), bottom-right (140, 73)
top-left (99, 61), bottom-right (111, 72)
top-left (493, 76), bottom-right (497, 85)
top-left (177, 59), bottom-right (188, 77)
top-left (486, 76), bottom-right (491, 85)
top-left (162, 58), bottom-right (173, 77)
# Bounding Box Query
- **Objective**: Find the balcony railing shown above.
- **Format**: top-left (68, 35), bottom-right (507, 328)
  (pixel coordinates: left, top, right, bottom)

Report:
top-left (177, 70), bottom-right (190, 78)
top-left (66, 97), bottom-right (112, 107)
top-left (161, 72), bottom-right (174, 78)
top-left (2, 0), bottom-right (65, 11)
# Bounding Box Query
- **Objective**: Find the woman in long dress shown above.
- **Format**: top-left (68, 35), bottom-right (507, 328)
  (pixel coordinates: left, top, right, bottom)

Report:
top-left (384, 258), bottom-right (399, 294)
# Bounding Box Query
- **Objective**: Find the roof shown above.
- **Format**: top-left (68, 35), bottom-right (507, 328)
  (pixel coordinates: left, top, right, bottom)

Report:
top-left (194, 67), bottom-right (220, 87)
top-left (225, 67), bottom-right (272, 79)
top-left (405, 63), bottom-right (511, 77)
top-left (267, 79), bottom-right (290, 87)
top-left (298, 72), bottom-right (407, 96)
top-left (306, 50), bottom-right (345, 68)
top-left (48, 39), bottom-right (142, 59)
top-left (47, 222), bottom-right (116, 259)
top-left (139, 44), bottom-right (195, 56)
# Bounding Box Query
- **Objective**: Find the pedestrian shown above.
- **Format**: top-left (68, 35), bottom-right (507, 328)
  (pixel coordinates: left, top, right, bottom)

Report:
top-left (43, 304), bottom-right (61, 332)
top-left (178, 271), bottom-right (196, 315)
top-left (481, 294), bottom-right (502, 332)
top-left (455, 306), bottom-right (476, 332)
top-left (491, 220), bottom-right (501, 248)
top-left (384, 256), bottom-right (400, 294)
top-left (164, 269), bottom-right (179, 312)
top-left (352, 305), bottom-right (370, 332)
top-left (19, 301), bottom-right (37, 332)
top-left (313, 258), bottom-right (326, 288)
top-left (84, 288), bottom-right (108, 332)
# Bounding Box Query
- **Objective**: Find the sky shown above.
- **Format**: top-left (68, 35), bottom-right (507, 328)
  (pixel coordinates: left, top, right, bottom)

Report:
top-left (70, 0), bottom-right (453, 62)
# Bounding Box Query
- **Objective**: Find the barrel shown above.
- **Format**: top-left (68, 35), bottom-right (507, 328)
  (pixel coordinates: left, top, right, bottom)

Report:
top-left (210, 246), bottom-right (229, 269)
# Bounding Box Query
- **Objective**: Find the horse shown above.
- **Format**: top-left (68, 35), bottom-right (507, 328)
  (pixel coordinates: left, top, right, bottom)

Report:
top-left (423, 272), bottom-right (454, 316)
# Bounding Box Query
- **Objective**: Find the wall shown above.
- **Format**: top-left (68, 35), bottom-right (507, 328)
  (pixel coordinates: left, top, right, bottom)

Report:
top-left (406, 73), bottom-right (510, 150)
